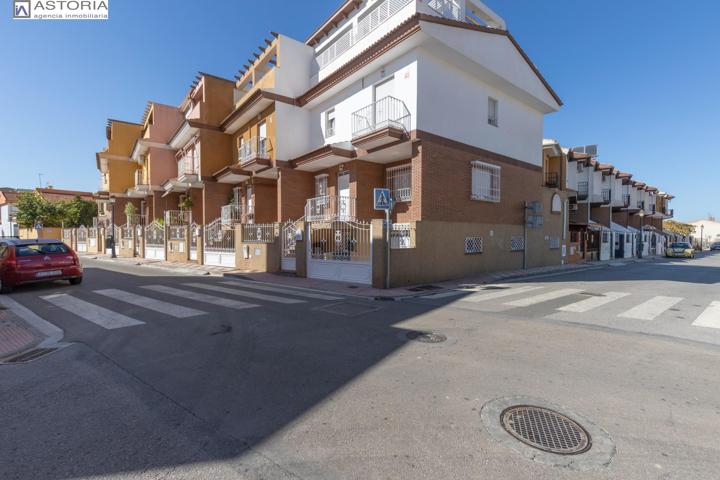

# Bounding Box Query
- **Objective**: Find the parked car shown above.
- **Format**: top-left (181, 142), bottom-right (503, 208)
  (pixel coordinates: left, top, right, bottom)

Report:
top-left (711, 242), bottom-right (720, 251)
top-left (665, 242), bottom-right (695, 259)
top-left (0, 239), bottom-right (83, 294)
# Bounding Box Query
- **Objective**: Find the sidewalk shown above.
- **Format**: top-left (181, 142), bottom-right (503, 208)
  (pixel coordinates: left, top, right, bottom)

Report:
top-left (84, 253), bottom-right (657, 300)
top-left (0, 295), bottom-right (64, 361)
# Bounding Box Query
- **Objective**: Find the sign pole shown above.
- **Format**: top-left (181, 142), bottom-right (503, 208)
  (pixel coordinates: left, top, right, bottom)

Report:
top-left (523, 201), bottom-right (528, 270)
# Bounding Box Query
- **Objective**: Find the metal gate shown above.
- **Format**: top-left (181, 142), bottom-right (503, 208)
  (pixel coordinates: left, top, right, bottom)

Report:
top-left (307, 220), bottom-right (372, 284)
top-left (88, 227), bottom-right (98, 250)
top-left (144, 222), bottom-right (165, 260)
top-left (121, 225), bottom-right (134, 252)
top-left (76, 226), bottom-right (88, 253)
top-left (281, 220), bottom-right (300, 272)
top-left (135, 225), bottom-right (143, 256)
top-left (189, 223), bottom-right (199, 261)
top-left (204, 218), bottom-right (235, 267)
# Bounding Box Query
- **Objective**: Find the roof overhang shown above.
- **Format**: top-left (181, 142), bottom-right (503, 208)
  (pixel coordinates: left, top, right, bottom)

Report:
top-left (222, 90), bottom-right (296, 134)
top-left (168, 121), bottom-right (200, 149)
top-left (213, 165), bottom-right (253, 184)
top-left (291, 143), bottom-right (357, 172)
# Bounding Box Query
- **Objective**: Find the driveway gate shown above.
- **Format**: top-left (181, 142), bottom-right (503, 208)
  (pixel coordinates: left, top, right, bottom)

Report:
top-left (204, 218), bottom-right (235, 267)
top-left (307, 220), bottom-right (372, 284)
top-left (76, 226), bottom-right (88, 253)
top-left (144, 222), bottom-right (165, 260)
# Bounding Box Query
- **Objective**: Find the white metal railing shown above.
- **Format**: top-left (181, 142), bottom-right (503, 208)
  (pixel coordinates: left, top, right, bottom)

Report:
top-left (126, 213), bottom-right (146, 226)
top-left (425, 0), bottom-right (462, 20)
top-left (165, 210), bottom-right (191, 226)
top-left (316, 0), bottom-right (413, 70)
top-left (168, 225), bottom-right (186, 241)
top-left (351, 96), bottom-right (411, 138)
top-left (241, 223), bottom-right (277, 244)
top-left (134, 169), bottom-right (145, 186)
top-left (177, 153), bottom-right (198, 177)
top-left (238, 137), bottom-right (270, 165)
top-left (221, 203), bottom-right (245, 227)
top-left (204, 218), bottom-right (234, 253)
top-left (305, 195), bottom-right (356, 222)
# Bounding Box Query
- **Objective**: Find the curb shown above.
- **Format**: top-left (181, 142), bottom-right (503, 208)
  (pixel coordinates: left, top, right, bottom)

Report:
top-left (0, 296), bottom-right (65, 362)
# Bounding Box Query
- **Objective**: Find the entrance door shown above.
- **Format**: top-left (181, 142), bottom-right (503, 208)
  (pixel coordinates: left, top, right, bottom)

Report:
top-left (373, 78), bottom-right (394, 127)
top-left (615, 233), bottom-right (624, 259)
top-left (338, 172), bottom-right (351, 220)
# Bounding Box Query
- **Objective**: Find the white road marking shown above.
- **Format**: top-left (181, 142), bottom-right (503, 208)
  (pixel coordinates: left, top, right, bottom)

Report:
top-left (41, 294), bottom-right (144, 330)
top-left (94, 289), bottom-right (207, 318)
top-left (142, 285), bottom-right (259, 310)
top-left (0, 295), bottom-right (64, 343)
top-left (505, 289), bottom-right (584, 307)
top-left (460, 286), bottom-right (545, 303)
top-left (557, 292), bottom-right (631, 313)
top-left (692, 301), bottom-right (720, 329)
top-left (185, 283), bottom-right (305, 304)
top-left (618, 296), bottom-right (683, 321)
top-left (221, 280), bottom-right (344, 301)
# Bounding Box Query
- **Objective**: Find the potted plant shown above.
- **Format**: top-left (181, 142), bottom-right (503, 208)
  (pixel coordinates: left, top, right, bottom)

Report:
top-left (179, 196), bottom-right (194, 211)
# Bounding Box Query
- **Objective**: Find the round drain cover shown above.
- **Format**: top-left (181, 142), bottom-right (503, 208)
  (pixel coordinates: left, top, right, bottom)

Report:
top-left (501, 406), bottom-right (591, 455)
top-left (406, 331), bottom-right (447, 343)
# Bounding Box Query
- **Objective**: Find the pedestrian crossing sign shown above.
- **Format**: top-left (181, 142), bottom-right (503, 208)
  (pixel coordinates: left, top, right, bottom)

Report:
top-left (374, 188), bottom-right (392, 211)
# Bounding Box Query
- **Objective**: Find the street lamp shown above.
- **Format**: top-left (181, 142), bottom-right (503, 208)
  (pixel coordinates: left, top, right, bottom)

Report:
top-left (700, 224), bottom-right (704, 251)
top-left (638, 210), bottom-right (645, 259)
top-left (109, 197), bottom-right (117, 259)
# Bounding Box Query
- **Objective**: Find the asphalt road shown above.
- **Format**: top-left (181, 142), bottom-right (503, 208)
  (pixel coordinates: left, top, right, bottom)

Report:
top-left (1, 254), bottom-right (719, 479)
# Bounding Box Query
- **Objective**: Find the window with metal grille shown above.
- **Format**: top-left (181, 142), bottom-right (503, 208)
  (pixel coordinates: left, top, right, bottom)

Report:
top-left (391, 223), bottom-right (413, 249)
top-left (549, 237), bottom-right (561, 249)
top-left (386, 164), bottom-right (412, 202)
top-left (488, 97), bottom-right (499, 127)
top-left (315, 174), bottom-right (328, 197)
top-left (465, 237), bottom-right (483, 254)
top-left (511, 235), bottom-right (525, 252)
top-left (471, 161), bottom-right (501, 203)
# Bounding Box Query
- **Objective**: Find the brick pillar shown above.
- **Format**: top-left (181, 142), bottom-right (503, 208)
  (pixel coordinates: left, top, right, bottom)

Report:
top-left (196, 225), bottom-right (204, 265)
top-left (295, 221), bottom-right (307, 278)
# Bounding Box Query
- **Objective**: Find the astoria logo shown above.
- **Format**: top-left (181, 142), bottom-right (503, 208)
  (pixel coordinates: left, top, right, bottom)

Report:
top-left (13, 0), bottom-right (109, 20)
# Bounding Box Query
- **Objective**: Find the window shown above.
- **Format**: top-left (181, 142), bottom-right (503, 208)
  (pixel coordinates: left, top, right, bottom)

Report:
top-left (465, 237), bottom-right (483, 254)
top-left (315, 174), bottom-right (328, 197)
top-left (471, 161), bottom-right (501, 202)
top-left (16, 243), bottom-right (70, 256)
top-left (325, 109), bottom-right (336, 138)
top-left (488, 97), bottom-right (499, 127)
top-left (577, 162), bottom-right (583, 173)
top-left (386, 164), bottom-right (412, 202)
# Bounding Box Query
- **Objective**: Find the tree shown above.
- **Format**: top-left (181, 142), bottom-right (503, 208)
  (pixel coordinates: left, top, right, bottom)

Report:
top-left (60, 196), bottom-right (98, 227)
top-left (663, 220), bottom-right (694, 237)
top-left (15, 192), bottom-right (61, 228)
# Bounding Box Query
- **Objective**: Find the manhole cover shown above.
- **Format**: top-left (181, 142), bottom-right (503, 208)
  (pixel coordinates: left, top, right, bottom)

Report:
top-left (406, 331), bottom-right (447, 343)
top-left (501, 406), bottom-right (591, 455)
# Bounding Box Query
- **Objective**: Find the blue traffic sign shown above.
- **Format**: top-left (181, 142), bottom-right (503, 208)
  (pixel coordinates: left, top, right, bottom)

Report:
top-left (374, 188), bottom-right (392, 211)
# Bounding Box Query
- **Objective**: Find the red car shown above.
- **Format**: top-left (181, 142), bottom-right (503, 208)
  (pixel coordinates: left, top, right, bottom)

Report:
top-left (0, 239), bottom-right (83, 294)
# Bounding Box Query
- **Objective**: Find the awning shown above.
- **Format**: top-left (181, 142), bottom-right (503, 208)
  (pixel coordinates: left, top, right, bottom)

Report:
top-left (587, 221), bottom-right (605, 232)
top-left (611, 222), bottom-right (632, 234)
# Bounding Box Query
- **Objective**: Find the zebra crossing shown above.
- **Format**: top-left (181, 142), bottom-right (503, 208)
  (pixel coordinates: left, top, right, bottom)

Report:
top-left (420, 285), bottom-right (720, 331)
top-left (37, 281), bottom-right (345, 331)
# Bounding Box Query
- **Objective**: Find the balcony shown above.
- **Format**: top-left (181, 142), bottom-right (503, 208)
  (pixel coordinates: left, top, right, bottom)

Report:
top-left (600, 189), bottom-right (611, 205)
top-left (622, 194), bottom-right (631, 208)
top-left (544, 172), bottom-right (560, 188)
top-left (238, 137), bottom-right (271, 171)
top-left (164, 210), bottom-right (191, 226)
top-left (221, 203), bottom-right (255, 227)
top-left (637, 201), bottom-right (645, 210)
top-left (351, 96), bottom-right (411, 148)
top-left (177, 155), bottom-right (200, 183)
top-left (305, 195), bottom-right (357, 222)
top-left (577, 182), bottom-right (589, 201)
top-left (126, 213), bottom-right (146, 226)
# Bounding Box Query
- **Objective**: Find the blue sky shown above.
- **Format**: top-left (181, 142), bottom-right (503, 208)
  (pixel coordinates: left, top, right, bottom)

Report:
top-left (1, 0), bottom-right (718, 221)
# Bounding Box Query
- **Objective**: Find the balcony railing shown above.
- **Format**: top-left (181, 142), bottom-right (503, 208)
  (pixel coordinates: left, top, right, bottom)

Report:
top-left (221, 204), bottom-right (244, 227)
top-left (134, 170), bottom-right (146, 187)
top-left (238, 137), bottom-right (270, 165)
top-left (177, 155), bottom-right (198, 178)
top-left (544, 172), bottom-right (559, 188)
top-left (426, 0), bottom-right (462, 20)
top-left (351, 96), bottom-right (411, 138)
top-left (305, 195), bottom-right (356, 221)
top-left (577, 182), bottom-right (589, 201)
top-left (622, 194), bottom-right (631, 207)
top-left (165, 210), bottom-right (191, 226)
top-left (600, 189), bottom-right (611, 205)
top-left (126, 214), bottom-right (146, 226)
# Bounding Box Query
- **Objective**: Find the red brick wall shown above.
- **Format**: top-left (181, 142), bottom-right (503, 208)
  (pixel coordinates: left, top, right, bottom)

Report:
top-left (202, 182), bottom-right (234, 225)
top-left (253, 180), bottom-right (278, 224)
top-left (277, 167), bottom-right (315, 221)
top-left (591, 206), bottom-right (611, 228)
top-left (418, 137), bottom-right (543, 225)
